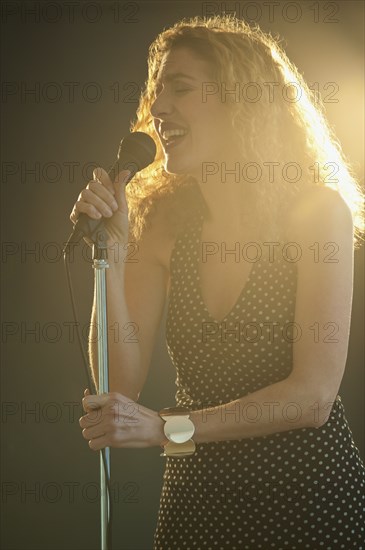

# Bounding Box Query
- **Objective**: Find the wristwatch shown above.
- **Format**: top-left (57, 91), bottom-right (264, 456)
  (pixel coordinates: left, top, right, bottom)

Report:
top-left (158, 407), bottom-right (196, 457)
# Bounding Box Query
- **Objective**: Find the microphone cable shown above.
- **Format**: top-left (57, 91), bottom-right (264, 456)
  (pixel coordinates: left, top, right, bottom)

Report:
top-left (63, 244), bottom-right (113, 550)
top-left (61, 131), bottom-right (156, 550)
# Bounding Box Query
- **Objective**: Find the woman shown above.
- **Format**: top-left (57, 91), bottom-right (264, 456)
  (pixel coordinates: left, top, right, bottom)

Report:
top-left (73, 15), bottom-right (365, 550)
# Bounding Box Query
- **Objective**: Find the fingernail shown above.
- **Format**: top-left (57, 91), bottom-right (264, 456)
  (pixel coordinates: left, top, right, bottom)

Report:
top-left (116, 170), bottom-right (131, 184)
top-left (93, 167), bottom-right (102, 182)
top-left (124, 170), bottom-right (131, 180)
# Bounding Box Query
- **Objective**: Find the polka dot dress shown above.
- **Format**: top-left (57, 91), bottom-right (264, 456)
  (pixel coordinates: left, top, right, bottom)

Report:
top-left (153, 211), bottom-right (365, 550)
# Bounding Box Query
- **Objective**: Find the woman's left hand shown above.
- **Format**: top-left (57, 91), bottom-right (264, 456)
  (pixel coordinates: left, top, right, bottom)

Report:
top-left (79, 389), bottom-right (167, 451)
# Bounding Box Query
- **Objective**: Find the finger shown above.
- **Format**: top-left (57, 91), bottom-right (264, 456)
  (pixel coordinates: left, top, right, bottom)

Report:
top-left (93, 166), bottom-right (115, 195)
top-left (81, 389), bottom-right (91, 411)
top-left (81, 185), bottom-right (118, 217)
top-left (71, 199), bottom-right (102, 224)
top-left (81, 423), bottom-right (109, 440)
top-left (82, 397), bottom-right (102, 414)
top-left (70, 167), bottom-right (117, 224)
top-left (78, 190), bottom-right (113, 218)
top-left (80, 408), bottom-right (117, 435)
top-left (79, 402), bottom-right (107, 424)
top-left (79, 408), bottom-right (103, 426)
top-left (88, 434), bottom-right (111, 451)
top-left (83, 393), bottom-right (110, 411)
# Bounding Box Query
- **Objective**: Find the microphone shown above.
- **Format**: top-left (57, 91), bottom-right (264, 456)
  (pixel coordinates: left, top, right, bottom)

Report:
top-left (64, 132), bottom-right (156, 251)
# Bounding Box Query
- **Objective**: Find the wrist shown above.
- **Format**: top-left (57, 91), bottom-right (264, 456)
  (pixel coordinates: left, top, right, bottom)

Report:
top-left (106, 252), bottom-right (127, 270)
top-left (189, 407), bottom-right (222, 444)
top-left (155, 412), bottom-right (170, 448)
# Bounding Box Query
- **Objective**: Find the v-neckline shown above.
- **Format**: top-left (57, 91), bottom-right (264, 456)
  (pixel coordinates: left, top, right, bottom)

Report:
top-left (193, 214), bottom-right (258, 324)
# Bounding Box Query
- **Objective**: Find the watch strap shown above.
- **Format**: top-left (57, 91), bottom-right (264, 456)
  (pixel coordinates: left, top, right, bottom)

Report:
top-left (158, 406), bottom-right (196, 457)
top-left (159, 439), bottom-right (196, 457)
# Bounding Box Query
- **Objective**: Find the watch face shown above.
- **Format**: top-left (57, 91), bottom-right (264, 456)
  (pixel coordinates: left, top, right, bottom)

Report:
top-left (164, 416), bottom-right (195, 443)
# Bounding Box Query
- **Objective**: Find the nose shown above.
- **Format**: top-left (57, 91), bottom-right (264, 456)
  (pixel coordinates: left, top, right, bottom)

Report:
top-left (150, 87), bottom-right (174, 119)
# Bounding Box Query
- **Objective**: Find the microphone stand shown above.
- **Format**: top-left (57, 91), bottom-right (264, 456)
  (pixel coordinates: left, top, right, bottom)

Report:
top-left (92, 227), bottom-right (111, 550)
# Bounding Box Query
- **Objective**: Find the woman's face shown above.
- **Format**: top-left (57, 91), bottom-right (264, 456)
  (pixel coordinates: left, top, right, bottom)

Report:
top-left (151, 47), bottom-right (240, 179)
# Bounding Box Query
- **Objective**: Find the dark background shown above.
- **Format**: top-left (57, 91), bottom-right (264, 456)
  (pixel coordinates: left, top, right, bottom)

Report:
top-left (1, 1), bottom-right (364, 549)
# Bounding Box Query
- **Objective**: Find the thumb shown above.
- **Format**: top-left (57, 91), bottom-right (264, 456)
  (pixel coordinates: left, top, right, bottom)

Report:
top-left (113, 170), bottom-right (131, 211)
top-left (114, 169), bottom-right (131, 185)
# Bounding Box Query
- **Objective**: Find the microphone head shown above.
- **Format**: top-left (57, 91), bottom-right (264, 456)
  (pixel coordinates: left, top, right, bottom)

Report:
top-left (114, 132), bottom-right (156, 177)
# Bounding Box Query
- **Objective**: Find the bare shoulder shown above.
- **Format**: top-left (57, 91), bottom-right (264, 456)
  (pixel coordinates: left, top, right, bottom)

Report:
top-left (284, 186), bottom-right (353, 242)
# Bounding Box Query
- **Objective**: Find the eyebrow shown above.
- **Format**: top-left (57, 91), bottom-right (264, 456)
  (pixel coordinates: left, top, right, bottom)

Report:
top-left (157, 72), bottom-right (197, 84)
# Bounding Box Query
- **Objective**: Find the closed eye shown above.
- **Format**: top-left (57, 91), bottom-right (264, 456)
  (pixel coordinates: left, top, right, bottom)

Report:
top-left (174, 88), bottom-right (192, 94)
top-left (173, 81), bottom-right (194, 94)
top-left (152, 81), bottom-right (195, 98)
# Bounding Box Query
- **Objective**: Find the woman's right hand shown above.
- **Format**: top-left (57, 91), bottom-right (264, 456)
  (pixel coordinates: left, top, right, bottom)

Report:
top-left (70, 167), bottom-right (131, 248)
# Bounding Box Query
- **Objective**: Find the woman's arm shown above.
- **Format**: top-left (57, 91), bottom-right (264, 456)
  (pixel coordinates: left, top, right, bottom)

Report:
top-left (88, 236), bottom-right (169, 402)
top-left (71, 167), bottom-right (170, 402)
top-left (191, 186), bottom-right (354, 443)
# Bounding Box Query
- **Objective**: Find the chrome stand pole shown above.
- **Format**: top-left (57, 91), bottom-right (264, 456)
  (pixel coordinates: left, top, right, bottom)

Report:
top-left (92, 230), bottom-right (110, 550)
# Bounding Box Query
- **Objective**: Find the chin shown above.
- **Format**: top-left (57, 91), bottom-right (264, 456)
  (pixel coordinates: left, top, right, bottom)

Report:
top-left (164, 160), bottom-right (190, 176)
top-left (164, 156), bottom-right (200, 178)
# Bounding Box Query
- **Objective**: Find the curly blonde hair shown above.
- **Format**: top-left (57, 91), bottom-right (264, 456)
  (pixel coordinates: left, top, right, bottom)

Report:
top-left (126, 14), bottom-right (364, 247)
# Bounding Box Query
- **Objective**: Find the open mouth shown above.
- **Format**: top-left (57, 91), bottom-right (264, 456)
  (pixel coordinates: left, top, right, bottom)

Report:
top-left (161, 128), bottom-right (188, 148)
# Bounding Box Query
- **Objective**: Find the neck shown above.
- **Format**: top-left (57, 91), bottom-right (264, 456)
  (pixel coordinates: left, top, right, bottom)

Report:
top-left (189, 145), bottom-right (257, 230)
top-left (197, 178), bottom-right (257, 231)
